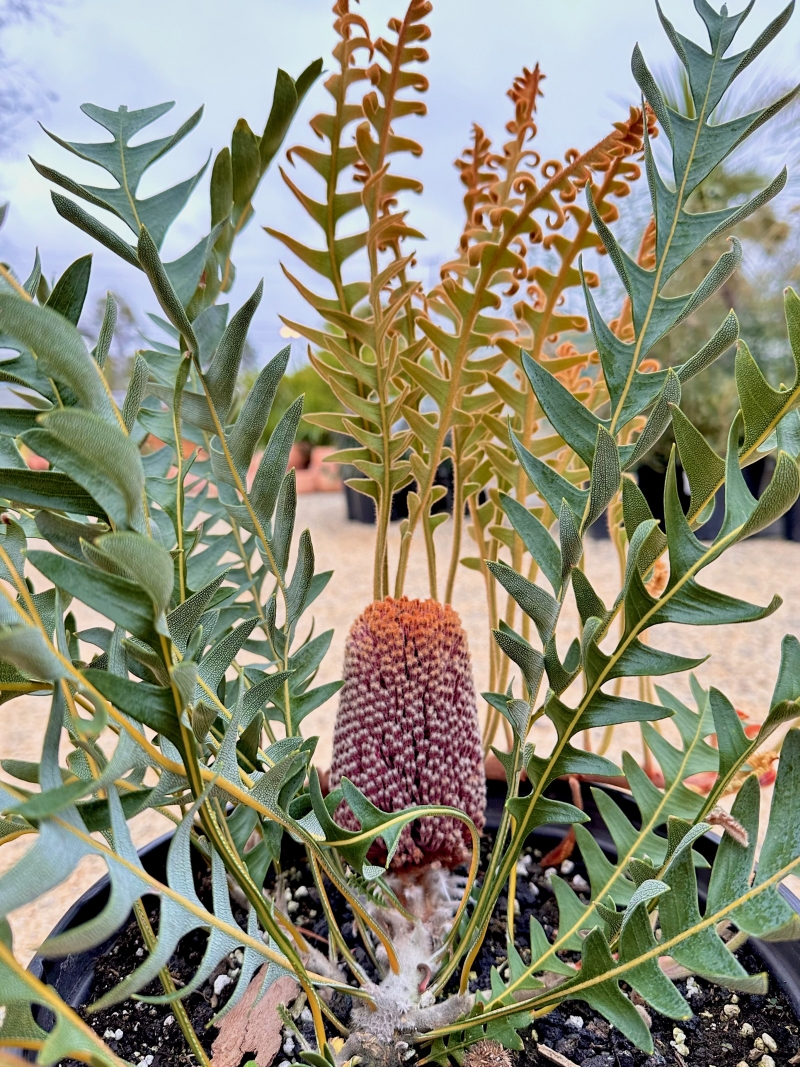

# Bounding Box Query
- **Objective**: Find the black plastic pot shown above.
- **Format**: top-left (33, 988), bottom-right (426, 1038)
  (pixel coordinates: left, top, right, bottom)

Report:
top-left (26, 780), bottom-right (800, 1035)
top-left (27, 833), bottom-right (177, 1017)
top-left (343, 459), bottom-right (455, 525)
top-left (636, 459), bottom-right (800, 541)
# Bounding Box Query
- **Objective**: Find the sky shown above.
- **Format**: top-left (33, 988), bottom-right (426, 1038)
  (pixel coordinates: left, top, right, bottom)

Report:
top-left (2, 0), bottom-right (800, 365)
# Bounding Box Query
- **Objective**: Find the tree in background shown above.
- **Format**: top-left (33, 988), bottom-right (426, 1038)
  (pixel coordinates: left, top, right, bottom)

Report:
top-left (0, 0), bottom-right (60, 156)
top-left (637, 64), bottom-right (800, 463)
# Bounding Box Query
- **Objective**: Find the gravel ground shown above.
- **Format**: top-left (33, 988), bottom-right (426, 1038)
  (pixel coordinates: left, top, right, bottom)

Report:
top-left (3, 490), bottom-right (800, 964)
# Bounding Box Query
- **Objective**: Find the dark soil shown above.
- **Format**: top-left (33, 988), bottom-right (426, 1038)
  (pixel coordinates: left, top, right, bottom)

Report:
top-left (55, 833), bottom-right (800, 1067)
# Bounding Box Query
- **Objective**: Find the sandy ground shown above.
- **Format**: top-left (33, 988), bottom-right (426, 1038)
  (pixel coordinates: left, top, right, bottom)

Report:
top-left (3, 490), bottom-right (800, 963)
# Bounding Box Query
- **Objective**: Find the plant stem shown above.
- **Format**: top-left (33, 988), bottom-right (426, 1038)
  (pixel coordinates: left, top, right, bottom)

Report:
top-left (444, 433), bottom-right (465, 605)
top-left (132, 900), bottom-right (211, 1067)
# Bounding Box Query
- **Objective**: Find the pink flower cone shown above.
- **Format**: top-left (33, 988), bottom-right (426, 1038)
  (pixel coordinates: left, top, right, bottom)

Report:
top-left (329, 597), bottom-right (486, 868)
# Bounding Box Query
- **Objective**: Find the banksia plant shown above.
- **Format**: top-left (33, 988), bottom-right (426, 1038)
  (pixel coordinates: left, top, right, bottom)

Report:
top-left (330, 597), bottom-right (486, 868)
top-left (7, 5), bottom-right (800, 1067)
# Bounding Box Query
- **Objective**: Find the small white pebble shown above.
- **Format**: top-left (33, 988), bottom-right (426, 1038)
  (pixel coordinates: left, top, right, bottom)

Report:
top-left (730, 994), bottom-right (740, 1004)
top-left (277, 1062), bottom-right (291, 1067)
top-left (533, 849), bottom-right (542, 858)
top-left (103, 1030), bottom-right (116, 1041)
top-left (544, 867), bottom-right (557, 881)
top-left (740, 1023), bottom-right (754, 1037)
top-left (528, 883), bottom-right (540, 899)
top-left (515, 862), bottom-right (528, 876)
top-left (294, 885), bottom-right (309, 898)
top-left (135, 947), bottom-right (144, 957)
top-left (566, 1015), bottom-right (583, 1030)
top-left (308, 909), bottom-right (317, 918)
top-left (674, 1044), bottom-right (689, 1056)
top-left (736, 1061), bottom-right (749, 1067)
top-left (283, 1038), bottom-right (295, 1055)
top-left (685, 976), bottom-right (700, 999)
top-left (213, 974), bottom-right (232, 996)
top-left (300, 1007), bottom-right (313, 1024)
top-left (723, 1003), bottom-right (740, 1017)
top-left (673, 1028), bottom-right (686, 1044)
top-left (761, 1057), bottom-right (776, 1067)
top-left (571, 874), bottom-right (590, 891)
top-left (761, 1034), bottom-right (777, 1053)
top-left (164, 1016), bottom-right (174, 1028)
top-left (468, 971), bottom-right (477, 982)
top-left (560, 860), bottom-right (575, 875)
top-left (234, 950), bottom-right (244, 964)
top-left (513, 898), bottom-right (520, 915)
top-left (284, 888), bottom-right (292, 900)
top-left (754, 1037), bottom-right (765, 1051)
top-left (287, 900), bottom-right (300, 914)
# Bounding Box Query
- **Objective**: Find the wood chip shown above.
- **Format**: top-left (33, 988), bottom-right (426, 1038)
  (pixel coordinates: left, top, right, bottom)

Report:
top-left (540, 828), bottom-right (576, 869)
top-left (536, 1044), bottom-right (580, 1067)
top-left (211, 971), bottom-right (299, 1067)
top-left (540, 779), bottom-right (584, 868)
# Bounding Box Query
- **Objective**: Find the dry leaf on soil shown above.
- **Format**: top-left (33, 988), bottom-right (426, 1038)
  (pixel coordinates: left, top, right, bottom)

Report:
top-left (211, 972), bottom-right (299, 1067)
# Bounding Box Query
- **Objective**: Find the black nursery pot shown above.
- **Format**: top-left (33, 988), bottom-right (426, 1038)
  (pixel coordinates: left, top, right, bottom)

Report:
top-left (27, 832), bottom-right (176, 1017)
top-left (26, 780), bottom-right (800, 1058)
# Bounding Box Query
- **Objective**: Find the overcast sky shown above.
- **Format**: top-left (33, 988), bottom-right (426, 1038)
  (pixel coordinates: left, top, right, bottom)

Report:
top-left (2, 0), bottom-right (799, 364)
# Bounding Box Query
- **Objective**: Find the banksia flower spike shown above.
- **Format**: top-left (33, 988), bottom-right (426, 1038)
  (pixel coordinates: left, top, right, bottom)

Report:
top-left (330, 597), bottom-right (486, 868)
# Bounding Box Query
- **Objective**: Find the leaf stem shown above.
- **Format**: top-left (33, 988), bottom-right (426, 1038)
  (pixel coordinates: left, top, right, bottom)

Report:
top-left (132, 900), bottom-right (211, 1067)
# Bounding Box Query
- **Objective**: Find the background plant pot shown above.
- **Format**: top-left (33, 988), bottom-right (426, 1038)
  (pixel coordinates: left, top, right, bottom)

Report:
top-left (342, 458), bottom-right (455, 524)
top-left (636, 459), bottom-right (800, 540)
top-left (26, 781), bottom-right (800, 1038)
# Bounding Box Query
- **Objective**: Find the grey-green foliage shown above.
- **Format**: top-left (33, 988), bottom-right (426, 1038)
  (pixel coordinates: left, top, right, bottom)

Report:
top-left (0, 56), bottom-right (369, 1060)
top-left (0, 58), bottom-right (485, 1067)
top-left (0, 231), bottom-right (355, 1017)
top-left (29, 60), bottom-right (321, 315)
top-left (423, 2), bottom-right (800, 1058)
